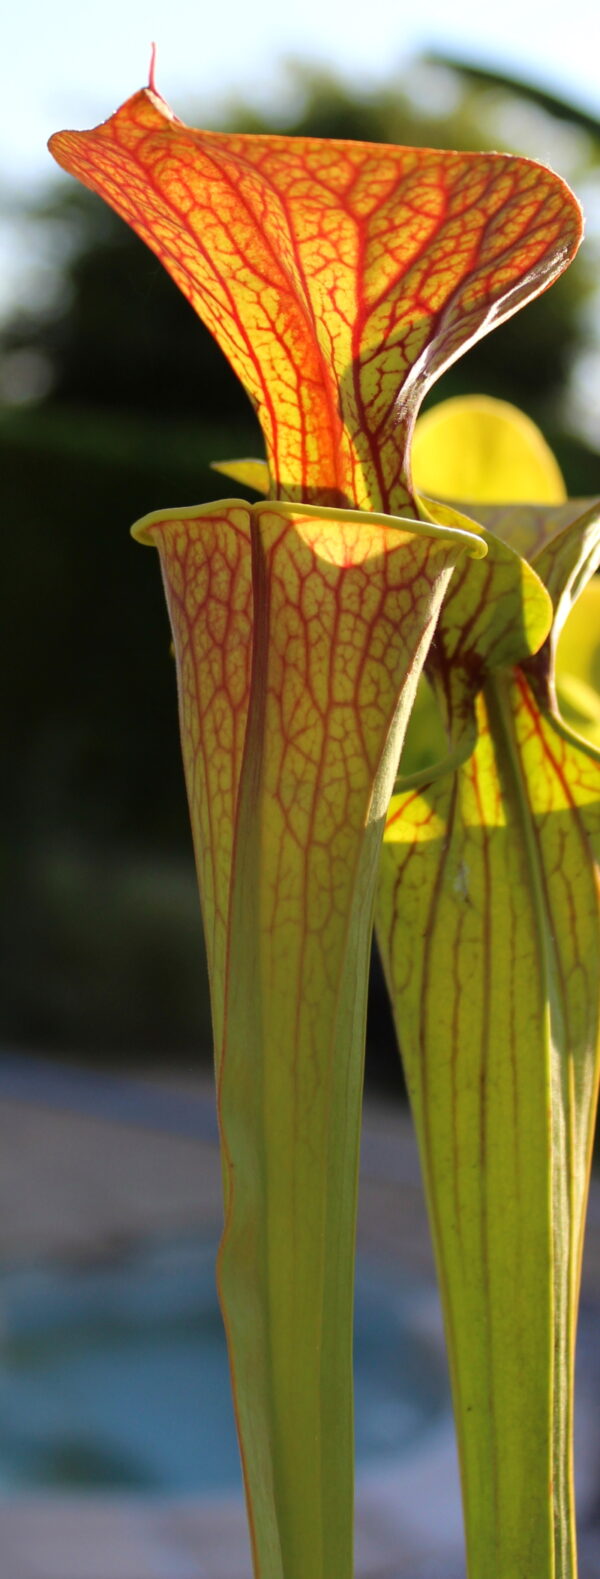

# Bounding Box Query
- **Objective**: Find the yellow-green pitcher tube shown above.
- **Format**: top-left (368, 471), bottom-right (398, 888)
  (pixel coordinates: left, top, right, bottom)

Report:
top-left (376, 400), bottom-right (600, 1579)
top-left (49, 83), bottom-right (584, 1579)
top-left (133, 496), bottom-right (481, 1578)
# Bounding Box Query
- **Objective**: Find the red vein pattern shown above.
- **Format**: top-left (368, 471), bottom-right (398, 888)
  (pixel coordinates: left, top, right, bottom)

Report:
top-left (50, 88), bottom-right (582, 513)
top-left (136, 505), bottom-right (253, 1059)
top-left (47, 81), bottom-right (588, 1579)
top-left (137, 500), bottom-right (471, 1070)
top-left (419, 498), bottom-right (552, 737)
top-left (133, 497), bottom-right (471, 1579)
top-left (376, 492), bottom-right (600, 1578)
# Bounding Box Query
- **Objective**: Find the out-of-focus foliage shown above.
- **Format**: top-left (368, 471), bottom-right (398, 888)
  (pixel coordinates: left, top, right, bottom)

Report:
top-left (1, 57), bottom-right (599, 1062)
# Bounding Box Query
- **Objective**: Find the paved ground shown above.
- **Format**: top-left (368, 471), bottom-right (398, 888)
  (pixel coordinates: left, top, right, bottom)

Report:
top-left (1, 1057), bottom-right (600, 1578)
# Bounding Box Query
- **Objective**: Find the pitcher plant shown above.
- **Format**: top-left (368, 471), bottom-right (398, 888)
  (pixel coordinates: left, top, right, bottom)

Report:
top-left (49, 70), bottom-right (594, 1579)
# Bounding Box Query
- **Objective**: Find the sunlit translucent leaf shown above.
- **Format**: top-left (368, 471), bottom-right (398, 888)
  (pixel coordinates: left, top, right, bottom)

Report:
top-left (405, 492), bottom-right (553, 758)
top-left (556, 579), bottom-right (600, 747)
top-left (496, 500), bottom-right (600, 714)
top-left (378, 477), bottom-right (600, 1577)
top-left (398, 394), bottom-right (564, 780)
top-left (49, 90), bottom-right (584, 1579)
top-left (558, 574), bottom-right (600, 693)
top-left (50, 93), bottom-right (582, 513)
top-left (412, 392), bottom-right (566, 504)
top-left (530, 504), bottom-right (600, 641)
top-left (133, 495), bottom-right (479, 1579)
top-left (378, 668), bottom-right (600, 1579)
top-left (211, 458), bottom-right (270, 494)
top-left (403, 398), bottom-right (600, 774)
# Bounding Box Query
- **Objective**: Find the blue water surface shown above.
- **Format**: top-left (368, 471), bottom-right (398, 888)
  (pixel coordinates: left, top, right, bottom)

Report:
top-left (0, 1236), bottom-right (448, 1494)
